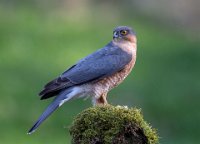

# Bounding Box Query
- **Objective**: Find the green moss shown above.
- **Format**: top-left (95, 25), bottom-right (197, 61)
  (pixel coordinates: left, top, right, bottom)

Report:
top-left (70, 105), bottom-right (159, 144)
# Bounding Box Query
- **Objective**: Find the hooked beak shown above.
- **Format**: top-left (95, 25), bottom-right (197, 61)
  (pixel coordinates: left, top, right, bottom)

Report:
top-left (113, 31), bottom-right (118, 39)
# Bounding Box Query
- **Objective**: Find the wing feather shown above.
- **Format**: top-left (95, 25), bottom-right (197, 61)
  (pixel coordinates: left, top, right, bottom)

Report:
top-left (39, 42), bottom-right (132, 99)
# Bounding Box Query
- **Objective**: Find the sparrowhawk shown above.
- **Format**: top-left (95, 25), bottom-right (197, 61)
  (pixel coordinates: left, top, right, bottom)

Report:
top-left (28, 26), bottom-right (137, 134)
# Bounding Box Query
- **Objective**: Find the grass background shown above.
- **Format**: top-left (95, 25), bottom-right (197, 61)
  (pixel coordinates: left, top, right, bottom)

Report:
top-left (0, 1), bottom-right (200, 144)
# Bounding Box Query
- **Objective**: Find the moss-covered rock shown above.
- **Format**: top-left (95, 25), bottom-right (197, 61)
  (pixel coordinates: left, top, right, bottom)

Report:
top-left (70, 105), bottom-right (158, 144)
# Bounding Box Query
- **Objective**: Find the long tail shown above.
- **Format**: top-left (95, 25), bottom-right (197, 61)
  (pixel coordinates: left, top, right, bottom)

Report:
top-left (28, 88), bottom-right (74, 134)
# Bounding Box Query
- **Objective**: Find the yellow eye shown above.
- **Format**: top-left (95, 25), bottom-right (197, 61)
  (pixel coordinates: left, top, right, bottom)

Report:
top-left (120, 30), bottom-right (128, 35)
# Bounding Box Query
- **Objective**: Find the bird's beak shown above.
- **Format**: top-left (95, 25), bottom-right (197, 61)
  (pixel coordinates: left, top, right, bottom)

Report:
top-left (113, 31), bottom-right (118, 39)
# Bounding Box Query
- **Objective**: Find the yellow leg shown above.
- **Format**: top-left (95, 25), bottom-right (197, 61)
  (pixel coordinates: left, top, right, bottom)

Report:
top-left (95, 93), bottom-right (108, 106)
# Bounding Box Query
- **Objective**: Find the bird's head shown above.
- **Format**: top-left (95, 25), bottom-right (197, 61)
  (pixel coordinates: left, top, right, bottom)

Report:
top-left (113, 26), bottom-right (136, 43)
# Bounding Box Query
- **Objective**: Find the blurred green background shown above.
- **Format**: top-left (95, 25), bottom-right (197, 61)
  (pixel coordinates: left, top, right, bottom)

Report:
top-left (0, 0), bottom-right (200, 144)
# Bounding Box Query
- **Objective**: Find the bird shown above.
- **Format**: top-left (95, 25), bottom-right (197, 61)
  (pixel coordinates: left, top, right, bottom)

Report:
top-left (28, 26), bottom-right (137, 134)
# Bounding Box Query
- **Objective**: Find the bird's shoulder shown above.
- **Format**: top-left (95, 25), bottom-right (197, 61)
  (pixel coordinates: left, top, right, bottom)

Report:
top-left (76, 42), bottom-right (127, 64)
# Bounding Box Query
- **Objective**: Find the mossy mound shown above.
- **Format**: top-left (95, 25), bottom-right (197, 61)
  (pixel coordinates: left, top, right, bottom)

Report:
top-left (70, 105), bottom-right (158, 144)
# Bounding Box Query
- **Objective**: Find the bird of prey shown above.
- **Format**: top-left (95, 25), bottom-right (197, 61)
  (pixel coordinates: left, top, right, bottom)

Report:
top-left (28, 26), bottom-right (137, 134)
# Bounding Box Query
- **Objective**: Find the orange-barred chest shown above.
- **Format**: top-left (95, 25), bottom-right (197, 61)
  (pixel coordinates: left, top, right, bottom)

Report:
top-left (105, 57), bottom-right (136, 90)
top-left (92, 56), bottom-right (136, 94)
top-left (90, 39), bottom-right (137, 97)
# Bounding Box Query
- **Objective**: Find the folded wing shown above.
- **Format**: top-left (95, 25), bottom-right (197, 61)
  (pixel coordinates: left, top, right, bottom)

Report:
top-left (39, 42), bottom-right (132, 99)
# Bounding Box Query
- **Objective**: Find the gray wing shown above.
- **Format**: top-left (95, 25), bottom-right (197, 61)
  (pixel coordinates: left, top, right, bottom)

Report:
top-left (39, 42), bottom-right (132, 99)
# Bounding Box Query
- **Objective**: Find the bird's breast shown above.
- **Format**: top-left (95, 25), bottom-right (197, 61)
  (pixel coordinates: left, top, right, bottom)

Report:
top-left (90, 57), bottom-right (136, 97)
top-left (87, 41), bottom-right (137, 97)
top-left (105, 57), bottom-right (136, 89)
top-left (101, 41), bottom-right (136, 90)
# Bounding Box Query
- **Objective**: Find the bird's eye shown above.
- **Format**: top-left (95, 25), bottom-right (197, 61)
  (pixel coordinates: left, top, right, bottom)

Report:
top-left (120, 30), bottom-right (128, 36)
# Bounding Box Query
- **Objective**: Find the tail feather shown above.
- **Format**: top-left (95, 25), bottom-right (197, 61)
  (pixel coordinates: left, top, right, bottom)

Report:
top-left (28, 103), bottom-right (59, 134)
top-left (28, 88), bottom-right (73, 134)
